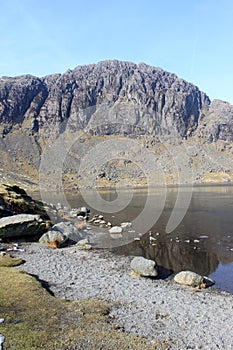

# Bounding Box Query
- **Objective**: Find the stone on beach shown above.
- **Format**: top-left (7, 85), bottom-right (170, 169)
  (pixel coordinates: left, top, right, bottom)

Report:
top-left (0, 214), bottom-right (47, 239)
top-left (76, 238), bottom-right (92, 250)
top-left (130, 256), bottom-right (158, 277)
top-left (39, 228), bottom-right (67, 245)
top-left (39, 221), bottom-right (85, 245)
top-left (174, 271), bottom-right (204, 287)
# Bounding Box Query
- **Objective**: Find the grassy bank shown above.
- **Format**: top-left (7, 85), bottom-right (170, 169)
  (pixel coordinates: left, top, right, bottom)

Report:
top-left (0, 262), bottom-right (167, 349)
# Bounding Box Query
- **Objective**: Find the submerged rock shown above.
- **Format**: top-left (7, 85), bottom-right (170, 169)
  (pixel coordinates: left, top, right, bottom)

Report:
top-left (0, 214), bottom-right (47, 239)
top-left (130, 256), bottom-right (158, 277)
top-left (109, 226), bottom-right (123, 234)
top-left (121, 222), bottom-right (132, 229)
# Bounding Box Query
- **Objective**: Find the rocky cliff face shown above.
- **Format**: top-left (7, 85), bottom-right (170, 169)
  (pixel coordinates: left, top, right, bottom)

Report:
top-left (0, 60), bottom-right (212, 138)
top-left (196, 99), bottom-right (233, 142)
top-left (0, 60), bottom-right (232, 186)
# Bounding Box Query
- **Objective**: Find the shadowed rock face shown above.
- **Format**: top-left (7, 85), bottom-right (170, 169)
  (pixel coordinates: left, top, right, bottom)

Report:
top-left (0, 60), bottom-right (212, 139)
top-left (0, 214), bottom-right (47, 239)
top-left (0, 184), bottom-right (49, 220)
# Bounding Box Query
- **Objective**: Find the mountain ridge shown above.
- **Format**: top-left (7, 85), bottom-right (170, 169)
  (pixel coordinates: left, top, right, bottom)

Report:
top-left (0, 60), bottom-right (232, 188)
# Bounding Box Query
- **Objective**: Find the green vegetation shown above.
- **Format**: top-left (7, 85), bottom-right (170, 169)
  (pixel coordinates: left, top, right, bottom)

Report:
top-left (0, 254), bottom-right (24, 267)
top-left (0, 267), bottom-right (168, 350)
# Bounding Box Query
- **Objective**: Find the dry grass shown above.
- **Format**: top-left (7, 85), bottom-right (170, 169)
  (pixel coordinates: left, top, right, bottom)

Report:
top-left (201, 172), bottom-right (233, 183)
top-left (0, 267), bottom-right (168, 350)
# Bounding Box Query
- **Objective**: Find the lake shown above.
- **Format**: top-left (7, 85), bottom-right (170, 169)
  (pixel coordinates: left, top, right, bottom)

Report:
top-left (39, 184), bottom-right (233, 293)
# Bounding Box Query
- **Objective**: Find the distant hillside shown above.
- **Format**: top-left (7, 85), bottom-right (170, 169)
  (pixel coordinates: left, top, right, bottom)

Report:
top-left (0, 60), bottom-right (232, 188)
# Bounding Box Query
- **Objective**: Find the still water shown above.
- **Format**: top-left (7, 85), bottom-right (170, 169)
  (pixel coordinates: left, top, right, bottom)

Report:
top-left (45, 185), bottom-right (233, 293)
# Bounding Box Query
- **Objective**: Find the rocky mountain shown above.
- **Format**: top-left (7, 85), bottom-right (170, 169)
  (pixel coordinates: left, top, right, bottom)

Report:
top-left (0, 60), bottom-right (232, 187)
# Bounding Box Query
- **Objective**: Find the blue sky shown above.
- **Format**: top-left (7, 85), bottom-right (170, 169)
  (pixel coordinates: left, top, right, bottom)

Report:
top-left (1, 0), bottom-right (233, 103)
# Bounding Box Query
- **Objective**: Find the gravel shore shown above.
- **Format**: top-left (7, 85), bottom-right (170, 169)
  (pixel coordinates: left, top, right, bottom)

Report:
top-left (15, 243), bottom-right (233, 350)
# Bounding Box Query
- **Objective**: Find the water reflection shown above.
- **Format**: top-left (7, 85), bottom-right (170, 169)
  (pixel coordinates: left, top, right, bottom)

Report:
top-left (66, 185), bottom-right (233, 293)
top-left (32, 185), bottom-right (233, 292)
top-left (113, 238), bottom-right (219, 278)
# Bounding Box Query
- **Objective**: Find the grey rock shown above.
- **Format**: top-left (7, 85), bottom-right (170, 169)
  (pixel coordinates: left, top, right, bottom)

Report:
top-left (130, 256), bottom-right (158, 277)
top-left (76, 238), bottom-right (92, 250)
top-left (39, 229), bottom-right (67, 245)
top-left (203, 276), bottom-right (215, 287)
top-left (121, 222), bottom-right (132, 229)
top-left (80, 207), bottom-right (90, 213)
top-left (196, 99), bottom-right (233, 142)
top-left (76, 238), bottom-right (89, 245)
top-left (0, 214), bottom-right (46, 239)
top-left (0, 61), bottom-right (210, 140)
top-left (75, 207), bottom-right (90, 218)
top-left (109, 226), bottom-right (123, 234)
top-left (174, 271), bottom-right (203, 287)
top-left (39, 221), bottom-right (85, 245)
top-left (69, 208), bottom-right (80, 218)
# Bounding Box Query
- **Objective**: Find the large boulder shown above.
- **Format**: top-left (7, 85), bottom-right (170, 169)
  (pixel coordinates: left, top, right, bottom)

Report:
top-left (130, 256), bottom-right (158, 277)
top-left (0, 214), bottom-right (47, 239)
top-left (39, 221), bottom-right (85, 245)
top-left (0, 183), bottom-right (49, 220)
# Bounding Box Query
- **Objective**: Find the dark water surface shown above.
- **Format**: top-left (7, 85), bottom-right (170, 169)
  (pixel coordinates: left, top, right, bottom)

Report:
top-left (42, 185), bottom-right (233, 293)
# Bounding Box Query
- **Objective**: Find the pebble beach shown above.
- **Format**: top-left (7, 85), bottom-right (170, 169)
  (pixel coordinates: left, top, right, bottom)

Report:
top-left (14, 243), bottom-right (233, 350)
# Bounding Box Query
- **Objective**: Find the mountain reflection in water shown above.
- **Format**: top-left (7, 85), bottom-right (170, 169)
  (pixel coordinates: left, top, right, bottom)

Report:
top-left (51, 185), bottom-right (233, 293)
top-left (113, 238), bottom-right (219, 279)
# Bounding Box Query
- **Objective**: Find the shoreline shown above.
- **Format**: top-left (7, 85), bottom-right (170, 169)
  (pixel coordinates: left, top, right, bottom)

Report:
top-left (2, 176), bottom-right (233, 195)
top-left (14, 243), bottom-right (233, 350)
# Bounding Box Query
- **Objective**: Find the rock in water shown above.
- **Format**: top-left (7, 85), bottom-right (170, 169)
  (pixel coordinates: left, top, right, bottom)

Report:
top-left (130, 256), bottom-right (158, 277)
top-left (174, 271), bottom-right (203, 287)
top-left (109, 226), bottom-right (123, 234)
top-left (121, 222), bottom-right (132, 229)
top-left (0, 214), bottom-right (47, 239)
